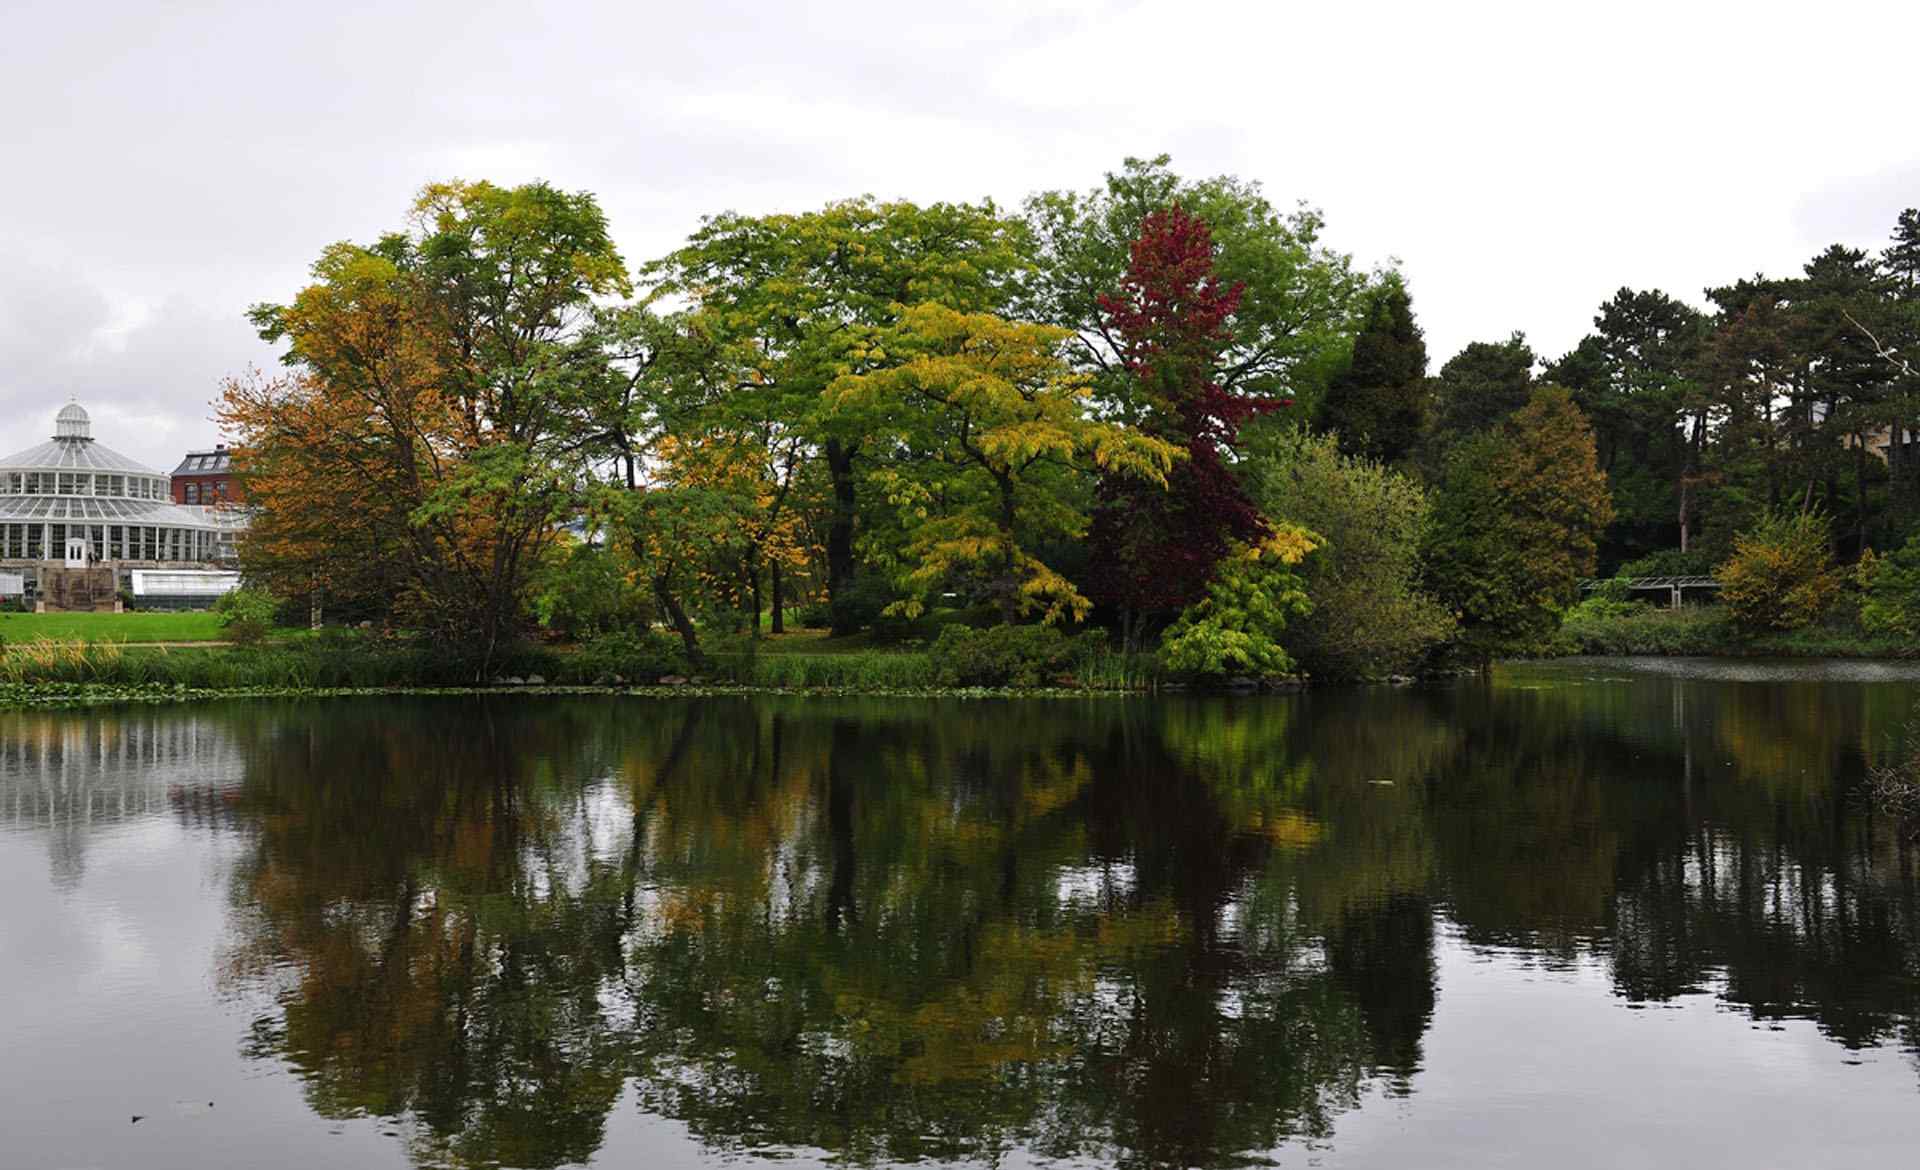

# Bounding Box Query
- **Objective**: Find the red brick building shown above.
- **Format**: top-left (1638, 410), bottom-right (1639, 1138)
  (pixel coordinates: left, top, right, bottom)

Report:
top-left (170, 445), bottom-right (240, 505)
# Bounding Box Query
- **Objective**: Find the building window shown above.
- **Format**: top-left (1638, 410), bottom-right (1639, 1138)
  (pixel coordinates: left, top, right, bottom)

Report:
top-left (184, 483), bottom-right (199, 504)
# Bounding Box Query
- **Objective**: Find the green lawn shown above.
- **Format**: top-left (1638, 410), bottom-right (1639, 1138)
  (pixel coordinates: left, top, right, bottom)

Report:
top-left (753, 629), bottom-right (878, 655)
top-left (0, 611), bottom-right (230, 643)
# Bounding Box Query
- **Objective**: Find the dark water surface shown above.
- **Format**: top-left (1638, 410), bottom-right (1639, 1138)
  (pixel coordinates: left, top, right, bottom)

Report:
top-left (6, 659), bottom-right (1920, 1169)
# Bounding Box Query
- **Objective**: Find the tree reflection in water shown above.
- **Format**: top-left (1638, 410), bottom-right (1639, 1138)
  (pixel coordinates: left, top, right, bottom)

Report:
top-left (153, 672), bottom-right (1919, 1168)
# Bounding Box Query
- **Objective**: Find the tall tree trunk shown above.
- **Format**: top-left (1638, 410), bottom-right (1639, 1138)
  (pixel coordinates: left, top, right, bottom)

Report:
top-left (996, 474), bottom-right (1019, 625)
top-left (653, 574), bottom-right (705, 668)
top-left (1678, 480), bottom-right (1693, 554)
top-left (749, 560), bottom-right (763, 637)
top-left (1678, 410), bottom-right (1705, 554)
top-left (1854, 436), bottom-right (1870, 554)
top-left (770, 560), bottom-right (784, 634)
top-left (825, 438), bottom-right (859, 634)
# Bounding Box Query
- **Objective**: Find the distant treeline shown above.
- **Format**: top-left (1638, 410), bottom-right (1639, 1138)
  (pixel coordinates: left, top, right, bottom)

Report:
top-left (218, 158), bottom-right (1920, 678)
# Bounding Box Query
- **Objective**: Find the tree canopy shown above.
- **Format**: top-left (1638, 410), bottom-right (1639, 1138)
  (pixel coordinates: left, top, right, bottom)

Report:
top-left (224, 169), bottom-right (1920, 680)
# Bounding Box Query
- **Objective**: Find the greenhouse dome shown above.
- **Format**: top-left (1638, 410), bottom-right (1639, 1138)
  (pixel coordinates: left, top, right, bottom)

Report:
top-left (0, 404), bottom-right (245, 605)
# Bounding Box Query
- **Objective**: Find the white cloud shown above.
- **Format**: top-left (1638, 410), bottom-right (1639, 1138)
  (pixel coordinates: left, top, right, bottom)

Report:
top-left (2, 0), bottom-right (1917, 459)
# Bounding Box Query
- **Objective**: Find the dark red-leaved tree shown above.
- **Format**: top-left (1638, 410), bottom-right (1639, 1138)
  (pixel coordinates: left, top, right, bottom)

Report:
top-left (1086, 205), bottom-right (1282, 649)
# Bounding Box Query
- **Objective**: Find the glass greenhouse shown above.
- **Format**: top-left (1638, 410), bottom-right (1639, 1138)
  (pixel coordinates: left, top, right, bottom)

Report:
top-left (0, 404), bottom-right (245, 603)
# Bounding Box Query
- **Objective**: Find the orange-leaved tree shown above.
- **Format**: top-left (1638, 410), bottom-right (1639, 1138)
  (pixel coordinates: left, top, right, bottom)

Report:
top-left (227, 181), bottom-right (629, 668)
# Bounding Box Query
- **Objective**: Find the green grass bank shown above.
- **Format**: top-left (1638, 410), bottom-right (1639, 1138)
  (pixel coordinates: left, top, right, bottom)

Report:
top-left (1554, 604), bottom-right (1919, 658)
top-left (0, 626), bottom-right (1156, 708)
top-left (0, 611), bottom-right (232, 643)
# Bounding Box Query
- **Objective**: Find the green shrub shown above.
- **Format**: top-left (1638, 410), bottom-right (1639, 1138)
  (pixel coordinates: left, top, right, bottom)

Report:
top-left (531, 541), bottom-right (651, 638)
top-left (746, 651), bottom-right (939, 689)
top-left (830, 574), bottom-right (897, 634)
top-left (1558, 604), bottom-right (1734, 655)
top-left (213, 587), bottom-right (279, 647)
top-left (571, 629), bottom-right (685, 683)
top-left (1159, 535), bottom-right (1315, 678)
top-left (1717, 509), bottom-right (1840, 632)
top-left (1242, 426), bottom-right (1453, 679)
top-left (1862, 533), bottom-right (1920, 637)
top-left (1562, 574), bottom-right (1644, 624)
top-left (929, 624), bottom-right (1101, 688)
top-left (1617, 549), bottom-right (1716, 578)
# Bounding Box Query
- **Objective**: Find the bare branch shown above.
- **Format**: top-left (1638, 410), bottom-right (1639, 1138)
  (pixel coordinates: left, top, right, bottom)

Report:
top-left (1844, 309), bottom-right (1914, 379)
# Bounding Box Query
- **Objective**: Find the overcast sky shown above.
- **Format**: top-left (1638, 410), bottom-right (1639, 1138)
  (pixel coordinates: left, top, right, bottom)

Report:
top-left (3, 0), bottom-right (1916, 470)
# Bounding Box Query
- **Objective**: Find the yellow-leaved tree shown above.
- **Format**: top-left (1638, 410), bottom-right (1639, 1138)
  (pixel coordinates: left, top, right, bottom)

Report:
top-left (828, 304), bottom-right (1182, 624)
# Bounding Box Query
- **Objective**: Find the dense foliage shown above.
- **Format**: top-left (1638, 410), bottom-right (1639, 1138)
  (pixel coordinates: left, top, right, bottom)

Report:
top-left (1318, 280), bottom-right (1428, 463)
top-left (1244, 428), bottom-right (1453, 678)
top-left (212, 586), bottom-right (278, 646)
top-left (1861, 532), bottom-right (1920, 636)
top-left (1423, 388), bottom-right (1615, 664)
top-left (1159, 530), bottom-right (1318, 676)
top-left (227, 181), bottom-right (628, 669)
top-left (219, 163), bottom-right (1920, 684)
top-left (1084, 205), bottom-right (1278, 646)
top-left (1717, 509), bottom-right (1841, 632)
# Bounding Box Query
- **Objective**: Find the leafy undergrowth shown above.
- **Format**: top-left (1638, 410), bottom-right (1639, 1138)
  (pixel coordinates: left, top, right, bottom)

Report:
top-left (0, 630), bottom-right (1157, 707)
top-left (1555, 603), bottom-right (1920, 658)
top-left (0, 681), bottom-right (1135, 711)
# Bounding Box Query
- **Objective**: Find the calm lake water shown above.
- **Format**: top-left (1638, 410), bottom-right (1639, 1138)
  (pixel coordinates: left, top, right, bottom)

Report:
top-left (5, 659), bottom-right (1920, 1169)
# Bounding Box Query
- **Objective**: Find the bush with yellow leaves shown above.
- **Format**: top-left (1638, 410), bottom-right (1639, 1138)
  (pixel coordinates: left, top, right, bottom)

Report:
top-left (1716, 508), bottom-right (1840, 632)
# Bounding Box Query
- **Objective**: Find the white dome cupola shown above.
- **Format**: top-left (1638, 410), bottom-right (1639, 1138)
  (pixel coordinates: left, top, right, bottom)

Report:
top-left (54, 402), bottom-right (92, 441)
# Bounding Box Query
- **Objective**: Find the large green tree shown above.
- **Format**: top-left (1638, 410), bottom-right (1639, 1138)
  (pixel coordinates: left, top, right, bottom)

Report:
top-left (1423, 387), bottom-right (1614, 665)
top-left (1423, 333), bottom-right (1538, 462)
top-left (1691, 277), bottom-right (1799, 549)
top-left (1793, 245), bottom-right (1890, 553)
top-left (1545, 288), bottom-right (1707, 560)
top-left (1878, 210), bottom-right (1920, 527)
top-left (1316, 279), bottom-right (1428, 464)
top-left (1020, 154), bottom-right (1371, 419)
top-left (1244, 426), bottom-right (1453, 679)
top-left (827, 305), bottom-right (1179, 623)
top-left (234, 180), bottom-right (628, 665)
top-left (646, 198), bottom-right (1028, 632)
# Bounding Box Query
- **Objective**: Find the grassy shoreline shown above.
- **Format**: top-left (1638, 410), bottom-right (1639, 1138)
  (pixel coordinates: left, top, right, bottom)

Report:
top-left (0, 681), bottom-right (1150, 711)
top-left (0, 632), bottom-right (1160, 707)
top-left (6, 605), bottom-right (1913, 712)
top-left (0, 610), bottom-right (233, 643)
top-left (1551, 604), bottom-right (1919, 659)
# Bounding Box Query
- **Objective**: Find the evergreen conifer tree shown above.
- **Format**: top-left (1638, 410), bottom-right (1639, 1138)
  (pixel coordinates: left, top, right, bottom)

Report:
top-left (1317, 281), bottom-right (1428, 463)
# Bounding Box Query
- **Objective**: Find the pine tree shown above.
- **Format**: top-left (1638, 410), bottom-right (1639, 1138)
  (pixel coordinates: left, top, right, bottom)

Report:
top-left (1317, 281), bottom-right (1428, 463)
top-left (1885, 208), bottom-right (1920, 294)
top-left (1425, 333), bottom-right (1537, 445)
top-left (1881, 210), bottom-right (1920, 527)
top-left (1545, 288), bottom-right (1706, 557)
